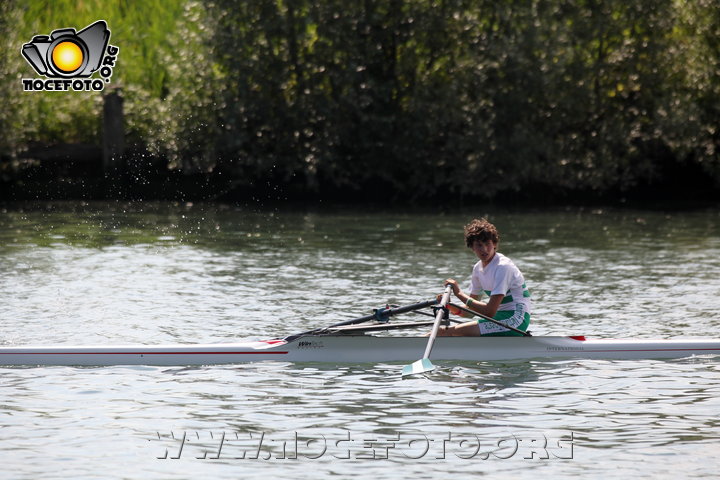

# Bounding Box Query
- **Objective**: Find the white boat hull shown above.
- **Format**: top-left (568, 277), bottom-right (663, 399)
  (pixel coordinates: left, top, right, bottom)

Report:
top-left (1, 335), bottom-right (720, 366)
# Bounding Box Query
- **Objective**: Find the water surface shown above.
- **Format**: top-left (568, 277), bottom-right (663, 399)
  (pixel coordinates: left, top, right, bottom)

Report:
top-left (1, 202), bottom-right (719, 478)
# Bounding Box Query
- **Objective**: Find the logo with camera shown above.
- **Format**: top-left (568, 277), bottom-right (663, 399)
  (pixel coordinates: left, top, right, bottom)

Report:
top-left (21, 20), bottom-right (119, 92)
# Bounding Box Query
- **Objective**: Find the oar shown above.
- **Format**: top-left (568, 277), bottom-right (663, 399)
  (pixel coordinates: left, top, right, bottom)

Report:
top-left (401, 284), bottom-right (453, 377)
top-left (284, 299), bottom-right (437, 341)
top-left (447, 302), bottom-right (532, 337)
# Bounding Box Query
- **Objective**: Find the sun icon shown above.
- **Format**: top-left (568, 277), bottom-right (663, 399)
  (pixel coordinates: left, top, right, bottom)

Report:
top-left (51, 41), bottom-right (84, 73)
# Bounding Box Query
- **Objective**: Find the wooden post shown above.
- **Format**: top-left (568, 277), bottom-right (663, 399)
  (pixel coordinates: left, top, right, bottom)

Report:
top-left (102, 89), bottom-right (125, 177)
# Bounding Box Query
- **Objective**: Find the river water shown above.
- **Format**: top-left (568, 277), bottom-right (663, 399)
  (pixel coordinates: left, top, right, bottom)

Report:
top-left (1, 201), bottom-right (719, 479)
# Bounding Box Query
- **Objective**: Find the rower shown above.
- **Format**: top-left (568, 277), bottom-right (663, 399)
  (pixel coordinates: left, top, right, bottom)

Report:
top-left (437, 218), bottom-right (532, 337)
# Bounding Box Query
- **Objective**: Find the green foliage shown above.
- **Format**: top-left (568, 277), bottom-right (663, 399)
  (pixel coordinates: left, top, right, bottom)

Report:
top-left (0, 0), bottom-right (719, 200)
top-left (0, 0), bottom-right (189, 153)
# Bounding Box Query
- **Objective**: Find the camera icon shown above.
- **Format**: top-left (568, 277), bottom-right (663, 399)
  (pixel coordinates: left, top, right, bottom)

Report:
top-left (21, 20), bottom-right (110, 78)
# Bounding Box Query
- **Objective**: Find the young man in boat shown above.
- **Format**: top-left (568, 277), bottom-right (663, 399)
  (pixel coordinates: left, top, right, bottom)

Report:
top-left (438, 218), bottom-right (532, 336)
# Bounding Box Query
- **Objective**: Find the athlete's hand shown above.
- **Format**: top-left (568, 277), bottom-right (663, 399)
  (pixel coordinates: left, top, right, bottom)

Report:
top-left (444, 278), bottom-right (461, 296)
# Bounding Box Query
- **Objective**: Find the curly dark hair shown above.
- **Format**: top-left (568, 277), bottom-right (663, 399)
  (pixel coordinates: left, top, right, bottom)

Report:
top-left (464, 218), bottom-right (499, 247)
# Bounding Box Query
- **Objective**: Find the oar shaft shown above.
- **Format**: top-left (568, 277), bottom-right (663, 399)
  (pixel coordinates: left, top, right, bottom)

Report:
top-left (422, 285), bottom-right (453, 359)
top-left (335, 299), bottom-right (437, 328)
top-left (448, 302), bottom-right (531, 337)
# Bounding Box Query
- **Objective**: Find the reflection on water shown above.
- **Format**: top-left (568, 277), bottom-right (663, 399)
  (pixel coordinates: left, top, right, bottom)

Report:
top-left (1, 202), bottom-right (720, 478)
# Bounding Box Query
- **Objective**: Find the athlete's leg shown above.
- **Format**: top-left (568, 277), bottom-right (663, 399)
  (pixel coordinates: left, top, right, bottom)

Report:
top-left (436, 321), bottom-right (482, 336)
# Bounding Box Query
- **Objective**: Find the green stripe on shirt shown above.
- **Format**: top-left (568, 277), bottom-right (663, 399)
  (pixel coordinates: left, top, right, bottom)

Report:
top-left (483, 284), bottom-right (531, 304)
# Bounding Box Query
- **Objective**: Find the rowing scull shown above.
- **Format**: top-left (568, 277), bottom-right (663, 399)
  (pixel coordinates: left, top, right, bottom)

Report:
top-left (2, 335), bottom-right (720, 366)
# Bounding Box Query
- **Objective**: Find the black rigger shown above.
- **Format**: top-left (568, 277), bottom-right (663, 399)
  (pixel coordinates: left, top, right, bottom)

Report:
top-left (283, 299), bottom-right (437, 341)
